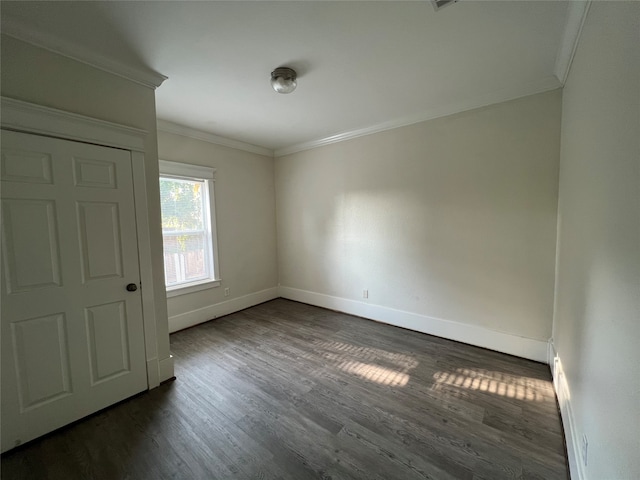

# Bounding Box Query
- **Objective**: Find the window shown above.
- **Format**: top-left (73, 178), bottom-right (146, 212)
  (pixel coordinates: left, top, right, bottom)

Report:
top-left (159, 160), bottom-right (220, 296)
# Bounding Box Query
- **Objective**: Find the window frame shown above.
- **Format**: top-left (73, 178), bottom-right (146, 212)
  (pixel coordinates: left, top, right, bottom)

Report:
top-left (158, 160), bottom-right (221, 297)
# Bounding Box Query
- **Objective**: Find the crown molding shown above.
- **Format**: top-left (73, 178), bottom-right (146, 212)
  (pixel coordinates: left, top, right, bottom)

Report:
top-left (157, 120), bottom-right (274, 157)
top-left (1, 18), bottom-right (167, 89)
top-left (274, 76), bottom-right (562, 157)
top-left (554, 1), bottom-right (592, 86)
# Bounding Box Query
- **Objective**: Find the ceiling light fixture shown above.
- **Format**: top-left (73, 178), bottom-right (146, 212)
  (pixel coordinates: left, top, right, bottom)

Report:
top-left (271, 67), bottom-right (297, 94)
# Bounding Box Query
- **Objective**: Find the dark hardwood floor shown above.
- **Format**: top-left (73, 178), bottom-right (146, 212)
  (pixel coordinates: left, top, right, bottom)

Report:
top-left (1, 299), bottom-right (568, 479)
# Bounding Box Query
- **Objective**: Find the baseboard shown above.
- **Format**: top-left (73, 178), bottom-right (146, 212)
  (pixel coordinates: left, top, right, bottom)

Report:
top-left (548, 339), bottom-right (557, 373)
top-left (168, 287), bottom-right (279, 333)
top-left (278, 286), bottom-right (549, 363)
top-left (146, 354), bottom-right (175, 387)
top-left (158, 355), bottom-right (175, 383)
top-left (146, 358), bottom-right (160, 388)
top-left (551, 349), bottom-right (585, 480)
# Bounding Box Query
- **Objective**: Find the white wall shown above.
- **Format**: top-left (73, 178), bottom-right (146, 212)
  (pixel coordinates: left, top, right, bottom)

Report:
top-left (276, 90), bottom-right (561, 360)
top-left (552, 3), bottom-right (640, 479)
top-left (1, 35), bottom-right (173, 382)
top-left (157, 131), bottom-right (278, 332)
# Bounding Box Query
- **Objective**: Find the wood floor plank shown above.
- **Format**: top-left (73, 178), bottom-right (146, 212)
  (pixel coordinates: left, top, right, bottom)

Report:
top-left (1, 299), bottom-right (568, 479)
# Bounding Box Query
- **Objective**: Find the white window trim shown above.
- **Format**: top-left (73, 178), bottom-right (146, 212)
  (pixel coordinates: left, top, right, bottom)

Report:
top-left (159, 160), bottom-right (214, 180)
top-left (165, 279), bottom-right (220, 298)
top-left (159, 160), bottom-right (221, 296)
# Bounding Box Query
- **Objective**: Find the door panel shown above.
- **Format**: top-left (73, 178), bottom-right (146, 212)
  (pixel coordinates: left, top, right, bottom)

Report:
top-left (1, 130), bottom-right (148, 452)
top-left (73, 157), bottom-right (116, 189)
top-left (11, 313), bottom-right (72, 410)
top-left (85, 301), bottom-right (130, 384)
top-left (2, 199), bottom-right (62, 292)
top-left (77, 202), bottom-right (123, 281)
top-left (0, 149), bottom-right (53, 184)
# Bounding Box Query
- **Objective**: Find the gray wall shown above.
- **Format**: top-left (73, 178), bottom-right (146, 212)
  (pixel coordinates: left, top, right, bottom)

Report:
top-left (553, 2), bottom-right (640, 478)
top-left (157, 131), bottom-right (278, 332)
top-left (276, 90), bottom-right (561, 348)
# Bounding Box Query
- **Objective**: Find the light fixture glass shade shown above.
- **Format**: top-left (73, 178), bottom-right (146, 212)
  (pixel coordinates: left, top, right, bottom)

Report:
top-left (271, 67), bottom-right (297, 94)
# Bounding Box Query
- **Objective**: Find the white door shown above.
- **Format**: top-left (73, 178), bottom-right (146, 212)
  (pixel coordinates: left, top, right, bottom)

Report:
top-left (1, 130), bottom-right (148, 452)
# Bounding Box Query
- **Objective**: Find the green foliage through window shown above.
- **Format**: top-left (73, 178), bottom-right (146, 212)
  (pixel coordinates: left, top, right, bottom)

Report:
top-left (160, 178), bottom-right (204, 232)
top-left (160, 177), bottom-right (210, 285)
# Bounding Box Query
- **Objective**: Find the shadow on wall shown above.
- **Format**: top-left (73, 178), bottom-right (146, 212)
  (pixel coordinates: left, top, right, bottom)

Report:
top-left (295, 185), bottom-right (553, 328)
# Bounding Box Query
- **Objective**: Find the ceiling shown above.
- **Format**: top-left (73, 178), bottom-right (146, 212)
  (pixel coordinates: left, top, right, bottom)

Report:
top-left (2, 1), bottom-right (572, 155)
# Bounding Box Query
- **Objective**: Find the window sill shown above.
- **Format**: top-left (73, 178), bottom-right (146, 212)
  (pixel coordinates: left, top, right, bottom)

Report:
top-left (166, 279), bottom-right (221, 298)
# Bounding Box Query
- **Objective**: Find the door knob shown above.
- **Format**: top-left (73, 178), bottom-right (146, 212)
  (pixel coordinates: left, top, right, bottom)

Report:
top-left (126, 283), bottom-right (138, 292)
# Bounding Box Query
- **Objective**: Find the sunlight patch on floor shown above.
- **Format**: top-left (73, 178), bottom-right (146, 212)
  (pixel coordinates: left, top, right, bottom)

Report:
top-left (432, 368), bottom-right (553, 402)
top-left (310, 339), bottom-right (418, 387)
top-left (336, 360), bottom-right (410, 386)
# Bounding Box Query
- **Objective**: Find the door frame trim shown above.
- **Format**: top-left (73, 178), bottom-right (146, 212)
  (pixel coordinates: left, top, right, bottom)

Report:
top-left (1, 96), bottom-right (166, 389)
top-left (1, 97), bottom-right (147, 151)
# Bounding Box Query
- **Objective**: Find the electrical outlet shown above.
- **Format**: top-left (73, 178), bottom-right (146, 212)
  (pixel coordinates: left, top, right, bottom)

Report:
top-left (363, 289), bottom-right (368, 299)
top-left (582, 434), bottom-right (588, 467)
top-left (224, 287), bottom-right (230, 297)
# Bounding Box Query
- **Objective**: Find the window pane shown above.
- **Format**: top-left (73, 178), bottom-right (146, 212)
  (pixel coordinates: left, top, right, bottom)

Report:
top-left (159, 174), bottom-right (213, 289)
top-left (159, 177), bottom-right (204, 232)
top-left (162, 234), bottom-right (208, 286)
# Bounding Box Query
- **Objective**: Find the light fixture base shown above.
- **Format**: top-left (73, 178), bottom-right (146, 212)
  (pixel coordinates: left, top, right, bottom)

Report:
top-left (271, 67), bottom-right (297, 94)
